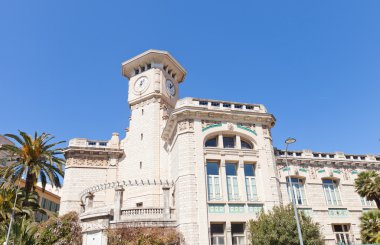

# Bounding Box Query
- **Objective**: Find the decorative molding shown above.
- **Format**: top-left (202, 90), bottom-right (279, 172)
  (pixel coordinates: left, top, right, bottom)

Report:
top-left (178, 119), bottom-right (194, 132)
top-left (66, 157), bottom-right (108, 168)
top-left (237, 124), bottom-right (257, 136)
top-left (201, 120), bottom-right (222, 132)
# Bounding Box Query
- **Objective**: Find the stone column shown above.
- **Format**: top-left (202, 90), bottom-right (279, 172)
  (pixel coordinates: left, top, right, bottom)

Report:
top-left (162, 186), bottom-right (170, 219)
top-left (80, 202), bottom-right (85, 213)
top-left (226, 223), bottom-right (232, 245)
top-left (85, 193), bottom-right (94, 210)
top-left (114, 186), bottom-right (124, 222)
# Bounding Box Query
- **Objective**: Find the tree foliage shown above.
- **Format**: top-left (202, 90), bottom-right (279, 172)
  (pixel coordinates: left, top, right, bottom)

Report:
top-left (35, 211), bottom-right (82, 245)
top-left (354, 170), bottom-right (380, 209)
top-left (0, 131), bottom-right (65, 200)
top-left (360, 210), bottom-right (380, 244)
top-left (0, 216), bottom-right (38, 245)
top-left (0, 186), bottom-right (41, 223)
top-left (107, 227), bottom-right (182, 245)
top-left (248, 205), bottom-right (323, 245)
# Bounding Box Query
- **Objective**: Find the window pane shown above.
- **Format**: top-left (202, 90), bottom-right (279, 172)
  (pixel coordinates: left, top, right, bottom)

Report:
top-left (241, 140), bottom-right (252, 149)
top-left (323, 179), bottom-right (333, 184)
top-left (231, 223), bottom-right (244, 233)
top-left (211, 224), bottom-right (224, 233)
top-left (205, 138), bottom-right (218, 147)
top-left (226, 163), bottom-right (237, 176)
top-left (223, 137), bottom-right (235, 148)
top-left (244, 164), bottom-right (254, 176)
top-left (207, 163), bottom-right (219, 175)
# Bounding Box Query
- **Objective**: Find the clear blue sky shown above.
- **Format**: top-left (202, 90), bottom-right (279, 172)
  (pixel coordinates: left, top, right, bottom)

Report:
top-left (1, 1), bottom-right (379, 154)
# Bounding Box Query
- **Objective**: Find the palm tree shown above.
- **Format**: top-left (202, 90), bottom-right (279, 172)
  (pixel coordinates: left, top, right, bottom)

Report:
top-left (359, 210), bottom-right (380, 244)
top-left (0, 216), bottom-right (38, 245)
top-left (0, 186), bottom-right (42, 222)
top-left (354, 170), bottom-right (380, 209)
top-left (0, 131), bottom-right (65, 198)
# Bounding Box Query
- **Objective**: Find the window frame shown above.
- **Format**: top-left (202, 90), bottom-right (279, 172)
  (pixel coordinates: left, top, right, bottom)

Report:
top-left (286, 177), bottom-right (307, 205)
top-left (322, 179), bottom-right (342, 206)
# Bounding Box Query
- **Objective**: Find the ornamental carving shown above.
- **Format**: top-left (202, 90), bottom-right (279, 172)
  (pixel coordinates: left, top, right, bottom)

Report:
top-left (130, 97), bottom-right (159, 110)
top-left (66, 157), bottom-right (108, 167)
top-left (178, 119), bottom-right (194, 132)
top-left (201, 120), bottom-right (221, 129)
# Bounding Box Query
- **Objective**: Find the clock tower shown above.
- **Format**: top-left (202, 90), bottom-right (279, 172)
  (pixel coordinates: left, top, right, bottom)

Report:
top-left (120, 50), bottom-right (186, 207)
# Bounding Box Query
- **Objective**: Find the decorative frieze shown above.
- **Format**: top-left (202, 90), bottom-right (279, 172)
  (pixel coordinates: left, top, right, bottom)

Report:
top-left (201, 120), bottom-right (222, 131)
top-left (66, 157), bottom-right (108, 168)
top-left (178, 119), bottom-right (194, 132)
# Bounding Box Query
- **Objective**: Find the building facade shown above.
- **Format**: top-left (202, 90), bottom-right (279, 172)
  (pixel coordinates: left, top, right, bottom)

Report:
top-left (59, 50), bottom-right (379, 245)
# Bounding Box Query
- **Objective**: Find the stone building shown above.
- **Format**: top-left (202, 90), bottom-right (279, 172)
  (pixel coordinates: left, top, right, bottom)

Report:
top-left (59, 50), bottom-right (379, 245)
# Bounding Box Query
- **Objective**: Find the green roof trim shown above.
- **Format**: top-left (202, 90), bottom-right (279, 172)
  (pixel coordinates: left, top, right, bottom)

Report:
top-left (237, 124), bottom-right (257, 136)
top-left (333, 170), bottom-right (342, 174)
top-left (299, 168), bottom-right (308, 173)
top-left (351, 170), bottom-right (359, 174)
top-left (282, 167), bottom-right (290, 172)
top-left (202, 123), bottom-right (222, 132)
top-left (317, 169), bottom-right (326, 173)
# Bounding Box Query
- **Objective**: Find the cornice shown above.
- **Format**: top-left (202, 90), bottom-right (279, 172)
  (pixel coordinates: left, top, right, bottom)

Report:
top-left (161, 106), bottom-right (275, 142)
top-left (276, 156), bottom-right (380, 169)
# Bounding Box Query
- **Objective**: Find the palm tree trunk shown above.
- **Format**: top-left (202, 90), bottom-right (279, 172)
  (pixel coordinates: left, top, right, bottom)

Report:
top-left (375, 198), bottom-right (380, 210)
top-left (24, 172), bottom-right (35, 200)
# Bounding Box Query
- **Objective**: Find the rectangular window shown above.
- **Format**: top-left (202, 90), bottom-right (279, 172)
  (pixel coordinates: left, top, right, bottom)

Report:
top-left (244, 164), bottom-right (257, 201)
top-left (211, 224), bottom-right (225, 245)
top-left (207, 162), bottom-right (222, 201)
top-left (231, 223), bottom-right (245, 245)
top-left (323, 179), bottom-right (342, 206)
top-left (333, 224), bottom-right (353, 245)
top-left (223, 136), bottom-right (235, 148)
top-left (360, 196), bottom-right (375, 206)
top-left (287, 178), bottom-right (306, 205)
top-left (226, 163), bottom-right (239, 201)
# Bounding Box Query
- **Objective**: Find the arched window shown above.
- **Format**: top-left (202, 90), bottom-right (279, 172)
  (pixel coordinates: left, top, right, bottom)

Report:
top-left (286, 177), bottom-right (306, 205)
top-left (241, 139), bottom-right (253, 149)
top-left (322, 179), bottom-right (341, 206)
top-left (205, 137), bottom-right (218, 147)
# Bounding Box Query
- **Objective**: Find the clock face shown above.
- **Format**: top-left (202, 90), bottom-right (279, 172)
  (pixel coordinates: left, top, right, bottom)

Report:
top-left (134, 76), bottom-right (150, 93)
top-left (165, 79), bottom-right (176, 96)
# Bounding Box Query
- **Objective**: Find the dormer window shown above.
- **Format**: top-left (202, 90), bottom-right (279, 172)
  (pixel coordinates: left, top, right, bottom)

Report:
top-left (205, 137), bottom-right (218, 147)
top-left (134, 69), bottom-right (139, 75)
top-left (211, 102), bottom-right (220, 107)
top-left (147, 63), bottom-right (151, 69)
top-left (234, 104), bottom-right (242, 109)
top-left (223, 103), bottom-right (231, 108)
top-left (246, 105), bottom-right (254, 110)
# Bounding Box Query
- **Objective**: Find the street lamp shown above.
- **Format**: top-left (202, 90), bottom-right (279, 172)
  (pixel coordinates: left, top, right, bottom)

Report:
top-left (284, 137), bottom-right (304, 245)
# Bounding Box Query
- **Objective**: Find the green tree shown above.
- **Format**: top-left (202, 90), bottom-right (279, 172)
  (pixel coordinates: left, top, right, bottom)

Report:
top-left (0, 187), bottom-right (41, 223)
top-left (248, 205), bottom-right (323, 245)
top-left (34, 211), bottom-right (82, 245)
top-left (359, 210), bottom-right (380, 244)
top-left (0, 131), bottom-right (65, 199)
top-left (355, 170), bottom-right (380, 209)
top-left (0, 216), bottom-right (38, 245)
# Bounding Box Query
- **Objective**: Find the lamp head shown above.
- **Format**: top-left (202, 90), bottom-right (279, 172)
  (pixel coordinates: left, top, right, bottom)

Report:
top-left (285, 138), bottom-right (296, 144)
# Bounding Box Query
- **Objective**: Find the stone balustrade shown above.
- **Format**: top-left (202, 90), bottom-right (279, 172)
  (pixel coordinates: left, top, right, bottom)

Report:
top-left (175, 97), bottom-right (266, 113)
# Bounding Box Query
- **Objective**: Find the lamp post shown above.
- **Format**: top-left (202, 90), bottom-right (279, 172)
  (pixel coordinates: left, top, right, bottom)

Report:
top-left (0, 178), bottom-right (21, 245)
top-left (284, 138), bottom-right (304, 245)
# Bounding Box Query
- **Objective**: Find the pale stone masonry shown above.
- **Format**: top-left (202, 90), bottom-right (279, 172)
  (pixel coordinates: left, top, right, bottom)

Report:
top-left (59, 50), bottom-right (379, 245)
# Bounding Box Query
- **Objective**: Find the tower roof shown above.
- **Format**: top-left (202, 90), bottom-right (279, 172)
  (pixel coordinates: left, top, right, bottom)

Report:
top-left (122, 49), bottom-right (187, 83)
